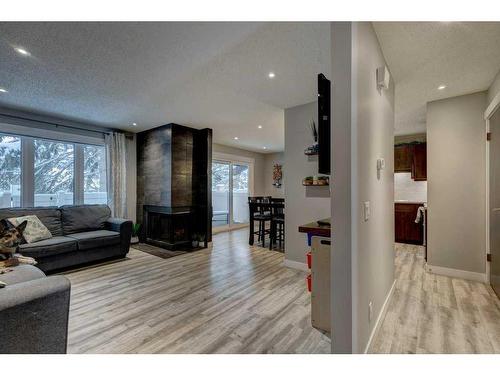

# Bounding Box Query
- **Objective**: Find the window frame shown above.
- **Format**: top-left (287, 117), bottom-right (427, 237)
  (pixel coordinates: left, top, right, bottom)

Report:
top-left (0, 127), bottom-right (107, 208)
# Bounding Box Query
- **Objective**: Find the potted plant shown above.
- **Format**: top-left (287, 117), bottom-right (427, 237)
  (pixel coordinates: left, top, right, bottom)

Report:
top-left (131, 223), bottom-right (141, 244)
top-left (192, 234), bottom-right (199, 248)
top-left (198, 233), bottom-right (206, 248)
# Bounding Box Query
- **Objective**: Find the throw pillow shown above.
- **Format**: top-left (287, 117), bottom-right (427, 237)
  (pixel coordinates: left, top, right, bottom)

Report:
top-left (8, 215), bottom-right (52, 244)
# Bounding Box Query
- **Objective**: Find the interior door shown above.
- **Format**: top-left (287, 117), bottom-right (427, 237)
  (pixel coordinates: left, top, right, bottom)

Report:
top-left (490, 107), bottom-right (500, 297)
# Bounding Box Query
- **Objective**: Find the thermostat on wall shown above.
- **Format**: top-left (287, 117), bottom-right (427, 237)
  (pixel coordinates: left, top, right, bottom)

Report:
top-left (377, 66), bottom-right (390, 90)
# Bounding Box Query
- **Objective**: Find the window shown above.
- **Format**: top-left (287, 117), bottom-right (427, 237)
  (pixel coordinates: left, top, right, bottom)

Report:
top-left (34, 139), bottom-right (75, 207)
top-left (212, 161), bottom-right (230, 227)
top-left (0, 135), bottom-right (21, 208)
top-left (84, 145), bottom-right (108, 204)
top-left (0, 130), bottom-right (107, 208)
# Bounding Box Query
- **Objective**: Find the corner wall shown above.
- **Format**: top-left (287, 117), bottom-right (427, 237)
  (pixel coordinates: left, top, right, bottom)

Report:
top-left (331, 22), bottom-right (395, 354)
top-left (427, 91), bottom-right (487, 275)
top-left (488, 69), bottom-right (500, 105)
top-left (284, 102), bottom-right (331, 265)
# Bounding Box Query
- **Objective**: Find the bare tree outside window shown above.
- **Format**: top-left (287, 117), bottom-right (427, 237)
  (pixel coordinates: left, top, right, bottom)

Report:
top-left (34, 139), bottom-right (74, 206)
top-left (0, 135), bottom-right (21, 208)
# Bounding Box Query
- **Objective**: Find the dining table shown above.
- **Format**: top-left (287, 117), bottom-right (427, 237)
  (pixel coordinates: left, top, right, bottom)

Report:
top-left (248, 200), bottom-right (285, 246)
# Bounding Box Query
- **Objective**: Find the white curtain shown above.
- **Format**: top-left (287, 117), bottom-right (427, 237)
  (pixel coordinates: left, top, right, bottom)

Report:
top-left (105, 132), bottom-right (127, 218)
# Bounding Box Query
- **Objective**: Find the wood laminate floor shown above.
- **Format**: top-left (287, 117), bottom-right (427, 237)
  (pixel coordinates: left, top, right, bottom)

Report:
top-left (370, 243), bottom-right (500, 354)
top-left (65, 234), bottom-right (500, 354)
top-left (65, 228), bottom-right (330, 354)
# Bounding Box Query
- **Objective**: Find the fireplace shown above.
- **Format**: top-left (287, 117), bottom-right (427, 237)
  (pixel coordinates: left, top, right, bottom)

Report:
top-left (143, 205), bottom-right (194, 250)
top-left (137, 123), bottom-right (212, 252)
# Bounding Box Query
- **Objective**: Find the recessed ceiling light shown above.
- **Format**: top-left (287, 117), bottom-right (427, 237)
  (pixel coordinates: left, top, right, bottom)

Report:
top-left (14, 47), bottom-right (30, 56)
top-left (132, 122), bottom-right (137, 126)
top-left (438, 84), bottom-right (447, 90)
top-left (258, 125), bottom-right (263, 129)
top-left (268, 72), bottom-right (275, 79)
top-left (234, 137), bottom-right (239, 140)
top-left (0, 88), bottom-right (7, 93)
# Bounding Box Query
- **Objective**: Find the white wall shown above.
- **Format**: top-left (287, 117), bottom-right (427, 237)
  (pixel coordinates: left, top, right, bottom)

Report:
top-left (488, 69), bottom-right (500, 105)
top-left (394, 173), bottom-right (427, 202)
top-left (427, 91), bottom-right (487, 275)
top-left (284, 102), bottom-right (331, 265)
top-left (331, 22), bottom-right (395, 354)
top-left (263, 152), bottom-right (285, 198)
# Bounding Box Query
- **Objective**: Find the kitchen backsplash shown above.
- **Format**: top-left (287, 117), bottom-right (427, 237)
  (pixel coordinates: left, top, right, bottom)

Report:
top-left (394, 172), bottom-right (427, 202)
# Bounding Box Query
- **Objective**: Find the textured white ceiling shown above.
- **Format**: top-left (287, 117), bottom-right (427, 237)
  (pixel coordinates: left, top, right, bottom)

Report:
top-left (373, 22), bottom-right (500, 135)
top-left (0, 22), bottom-right (330, 152)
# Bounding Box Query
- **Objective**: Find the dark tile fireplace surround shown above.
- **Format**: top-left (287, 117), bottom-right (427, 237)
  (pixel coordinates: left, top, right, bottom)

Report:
top-left (137, 124), bottom-right (212, 251)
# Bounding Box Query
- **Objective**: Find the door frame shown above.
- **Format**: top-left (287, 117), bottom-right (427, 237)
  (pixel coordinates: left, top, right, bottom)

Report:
top-left (484, 91), bottom-right (500, 284)
top-left (212, 152), bottom-right (255, 234)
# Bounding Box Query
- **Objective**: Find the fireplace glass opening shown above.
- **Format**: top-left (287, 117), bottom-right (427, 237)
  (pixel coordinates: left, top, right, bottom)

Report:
top-left (144, 206), bottom-right (193, 250)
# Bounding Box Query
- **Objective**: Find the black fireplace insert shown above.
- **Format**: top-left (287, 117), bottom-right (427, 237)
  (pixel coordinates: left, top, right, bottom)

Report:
top-left (142, 205), bottom-right (195, 250)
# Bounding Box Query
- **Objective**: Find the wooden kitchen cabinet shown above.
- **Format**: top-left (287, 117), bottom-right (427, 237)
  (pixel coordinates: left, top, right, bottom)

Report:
top-left (394, 144), bottom-right (413, 172)
top-left (394, 142), bottom-right (426, 181)
top-left (412, 143), bottom-right (427, 181)
top-left (395, 203), bottom-right (424, 245)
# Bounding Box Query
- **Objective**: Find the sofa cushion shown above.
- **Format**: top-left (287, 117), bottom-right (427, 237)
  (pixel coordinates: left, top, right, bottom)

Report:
top-left (8, 215), bottom-right (53, 243)
top-left (0, 264), bottom-right (45, 285)
top-left (60, 205), bottom-right (111, 235)
top-left (0, 207), bottom-right (63, 237)
top-left (19, 236), bottom-right (77, 258)
top-left (67, 230), bottom-right (120, 251)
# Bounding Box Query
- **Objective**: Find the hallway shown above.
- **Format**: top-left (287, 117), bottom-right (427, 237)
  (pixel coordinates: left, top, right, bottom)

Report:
top-left (370, 244), bottom-right (500, 353)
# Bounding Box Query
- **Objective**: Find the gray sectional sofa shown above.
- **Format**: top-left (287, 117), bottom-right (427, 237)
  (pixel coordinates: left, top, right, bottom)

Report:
top-left (0, 265), bottom-right (71, 353)
top-left (0, 204), bottom-right (132, 273)
top-left (0, 204), bottom-right (132, 353)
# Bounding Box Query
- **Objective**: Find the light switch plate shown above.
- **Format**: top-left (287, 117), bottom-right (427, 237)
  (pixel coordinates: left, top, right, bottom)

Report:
top-left (377, 158), bottom-right (385, 171)
top-left (363, 201), bottom-right (370, 221)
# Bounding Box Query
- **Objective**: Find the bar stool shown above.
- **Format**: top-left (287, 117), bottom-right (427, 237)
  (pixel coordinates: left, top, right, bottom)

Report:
top-left (248, 196), bottom-right (272, 246)
top-left (270, 198), bottom-right (285, 251)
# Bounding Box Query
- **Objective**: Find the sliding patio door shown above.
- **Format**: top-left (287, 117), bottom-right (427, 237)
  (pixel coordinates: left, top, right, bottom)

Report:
top-left (212, 159), bottom-right (252, 233)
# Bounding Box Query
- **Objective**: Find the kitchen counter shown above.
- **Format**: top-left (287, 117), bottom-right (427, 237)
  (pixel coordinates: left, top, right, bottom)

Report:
top-left (395, 200), bottom-right (426, 205)
top-left (298, 218), bottom-right (331, 237)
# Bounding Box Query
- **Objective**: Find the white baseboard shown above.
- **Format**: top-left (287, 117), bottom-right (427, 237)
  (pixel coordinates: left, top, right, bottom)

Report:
top-left (283, 259), bottom-right (309, 272)
top-left (364, 279), bottom-right (397, 354)
top-left (425, 264), bottom-right (487, 283)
